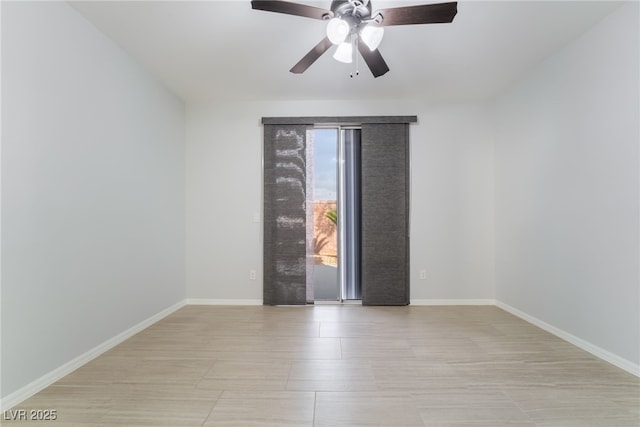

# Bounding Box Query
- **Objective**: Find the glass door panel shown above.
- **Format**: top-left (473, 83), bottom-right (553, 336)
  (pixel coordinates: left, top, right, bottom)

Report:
top-left (307, 127), bottom-right (361, 302)
top-left (339, 128), bottom-right (362, 300)
top-left (310, 128), bottom-right (339, 301)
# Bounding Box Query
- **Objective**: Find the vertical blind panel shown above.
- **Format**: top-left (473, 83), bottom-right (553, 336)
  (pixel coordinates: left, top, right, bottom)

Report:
top-left (360, 123), bottom-right (410, 305)
top-left (263, 125), bottom-right (309, 305)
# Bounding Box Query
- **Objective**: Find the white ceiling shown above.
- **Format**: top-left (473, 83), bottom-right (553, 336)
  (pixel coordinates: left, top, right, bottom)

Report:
top-left (69, 0), bottom-right (622, 103)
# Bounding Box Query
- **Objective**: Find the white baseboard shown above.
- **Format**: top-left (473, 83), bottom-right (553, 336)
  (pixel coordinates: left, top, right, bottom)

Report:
top-left (496, 301), bottom-right (640, 377)
top-left (411, 299), bottom-right (496, 306)
top-left (186, 298), bottom-right (263, 306)
top-left (0, 300), bottom-right (186, 412)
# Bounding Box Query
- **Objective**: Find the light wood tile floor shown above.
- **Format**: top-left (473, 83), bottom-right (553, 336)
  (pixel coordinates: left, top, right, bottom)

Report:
top-left (5, 305), bottom-right (639, 426)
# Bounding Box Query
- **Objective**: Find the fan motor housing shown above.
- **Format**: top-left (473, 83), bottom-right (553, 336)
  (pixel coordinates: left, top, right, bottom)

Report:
top-left (330, 0), bottom-right (372, 19)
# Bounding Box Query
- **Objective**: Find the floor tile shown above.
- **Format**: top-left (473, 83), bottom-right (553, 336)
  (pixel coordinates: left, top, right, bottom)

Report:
top-left (314, 391), bottom-right (424, 426)
top-left (287, 359), bottom-right (378, 391)
top-left (203, 391), bottom-right (315, 426)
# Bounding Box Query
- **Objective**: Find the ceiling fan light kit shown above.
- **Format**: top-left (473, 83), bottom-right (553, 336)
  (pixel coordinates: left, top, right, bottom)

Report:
top-left (251, 0), bottom-right (457, 77)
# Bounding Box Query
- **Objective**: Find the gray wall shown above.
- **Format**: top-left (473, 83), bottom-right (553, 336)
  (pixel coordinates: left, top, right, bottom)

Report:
top-left (185, 100), bottom-right (496, 303)
top-left (1, 1), bottom-right (186, 399)
top-left (494, 3), bottom-right (639, 367)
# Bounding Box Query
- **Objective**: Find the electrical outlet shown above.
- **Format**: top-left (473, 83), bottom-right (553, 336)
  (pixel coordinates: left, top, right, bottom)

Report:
top-left (419, 269), bottom-right (427, 280)
top-left (249, 270), bottom-right (257, 280)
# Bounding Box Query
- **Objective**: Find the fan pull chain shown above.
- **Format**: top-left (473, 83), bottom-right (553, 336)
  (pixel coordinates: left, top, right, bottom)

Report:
top-left (350, 36), bottom-right (360, 78)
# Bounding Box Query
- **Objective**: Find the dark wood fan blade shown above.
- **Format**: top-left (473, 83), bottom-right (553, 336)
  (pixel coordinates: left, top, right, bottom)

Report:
top-left (290, 36), bottom-right (333, 74)
top-left (376, 2), bottom-right (457, 26)
top-left (251, 0), bottom-right (332, 20)
top-left (357, 42), bottom-right (389, 78)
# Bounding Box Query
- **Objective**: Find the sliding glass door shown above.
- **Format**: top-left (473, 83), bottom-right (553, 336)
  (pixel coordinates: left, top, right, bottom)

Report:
top-left (309, 127), bottom-right (361, 302)
top-left (262, 116), bottom-right (414, 306)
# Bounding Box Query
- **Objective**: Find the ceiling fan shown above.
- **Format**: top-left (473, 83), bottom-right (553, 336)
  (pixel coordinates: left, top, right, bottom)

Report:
top-left (251, 0), bottom-right (458, 78)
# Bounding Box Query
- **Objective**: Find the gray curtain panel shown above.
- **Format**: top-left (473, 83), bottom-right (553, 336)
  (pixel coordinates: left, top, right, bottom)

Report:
top-left (361, 123), bottom-right (411, 305)
top-left (263, 124), bottom-right (310, 305)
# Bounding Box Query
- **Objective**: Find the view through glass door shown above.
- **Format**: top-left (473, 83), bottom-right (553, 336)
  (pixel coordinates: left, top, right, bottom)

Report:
top-left (308, 127), bottom-right (361, 302)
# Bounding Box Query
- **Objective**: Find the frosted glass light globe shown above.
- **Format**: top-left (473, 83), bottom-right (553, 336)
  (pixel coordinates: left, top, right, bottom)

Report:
top-left (327, 18), bottom-right (350, 45)
top-left (360, 24), bottom-right (384, 51)
top-left (333, 42), bottom-right (353, 63)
